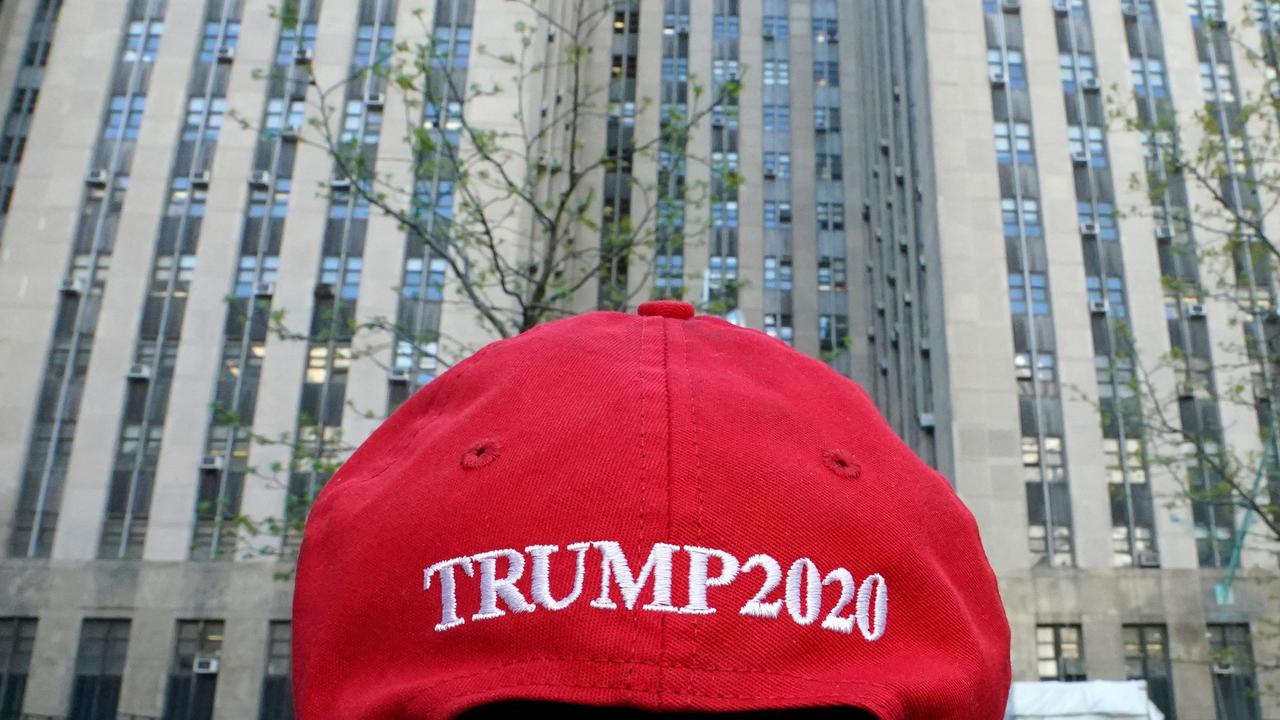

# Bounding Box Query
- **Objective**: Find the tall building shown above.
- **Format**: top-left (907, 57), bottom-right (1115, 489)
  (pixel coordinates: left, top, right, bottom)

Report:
top-left (0, 0), bottom-right (1276, 718)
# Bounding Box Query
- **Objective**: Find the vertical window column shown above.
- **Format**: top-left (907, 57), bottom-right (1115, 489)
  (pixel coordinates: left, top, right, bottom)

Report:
top-left (0, 618), bottom-right (36, 719)
top-left (162, 620), bottom-right (224, 720)
top-left (69, 619), bottom-right (129, 720)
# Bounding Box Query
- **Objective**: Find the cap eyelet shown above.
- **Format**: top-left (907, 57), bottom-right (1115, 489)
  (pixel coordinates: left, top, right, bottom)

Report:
top-left (461, 440), bottom-right (500, 470)
top-left (822, 448), bottom-right (861, 479)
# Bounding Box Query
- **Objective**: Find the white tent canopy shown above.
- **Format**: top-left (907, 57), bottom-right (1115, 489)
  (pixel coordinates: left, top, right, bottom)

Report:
top-left (1004, 681), bottom-right (1165, 720)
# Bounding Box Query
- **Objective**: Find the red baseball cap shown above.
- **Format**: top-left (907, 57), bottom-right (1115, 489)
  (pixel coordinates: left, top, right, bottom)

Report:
top-left (292, 300), bottom-right (1011, 719)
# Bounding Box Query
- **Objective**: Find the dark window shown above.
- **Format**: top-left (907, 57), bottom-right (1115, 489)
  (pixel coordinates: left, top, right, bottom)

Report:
top-left (1208, 624), bottom-right (1260, 720)
top-left (162, 620), bottom-right (223, 720)
top-left (1037, 624), bottom-right (1085, 680)
top-left (69, 619), bottom-right (128, 720)
top-left (258, 622), bottom-right (293, 720)
top-left (0, 618), bottom-right (36, 720)
top-left (1124, 624), bottom-right (1174, 719)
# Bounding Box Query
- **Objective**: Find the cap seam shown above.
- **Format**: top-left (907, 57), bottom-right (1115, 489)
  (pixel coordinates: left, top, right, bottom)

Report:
top-left (408, 656), bottom-right (904, 718)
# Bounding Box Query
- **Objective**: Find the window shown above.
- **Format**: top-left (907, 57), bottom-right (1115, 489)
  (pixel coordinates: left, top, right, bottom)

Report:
top-left (258, 622), bottom-right (293, 720)
top-left (815, 152), bottom-right (843, 180)
top-left (707, 255), bottom-right (738, 290)
top-left (988, 48), bottom-right (1026, 88)
top-left (1106, 437), bottom-right (1155, 567)
top-left (1002, 197), bottom-right (1042, 237)
top-left (762, 15), bottom-right (788, 40)
top-left (654, 253), bottom-right (684, 290)
top-left (1009, 273), bottom-right (1050, 316)
top-left (353, 23), bottom-right (395, 69)
top-left (713, 14), bottom-right (739, 39)
top-left (1086, 275), bottom-right (1127, 316)
top-left (1124, 625), bottom-right (1174, 719)
top-left (1208, 624), bottom-right (1260, 720)
top-left (1025, 436), bottom-right (1073, 567)
top-left (184, 97), bottom-right (227, 141)
top-left (814, 106), bottom-right (841, 132)
top-left (1200, 61), bottom-right (1236, 102)
top-left (199, 21), bottom-right (240, 63)
top-left (661, 57), bottom-right (688, 82)
top-left (275, 22), bottom-right (317, 65)
top-left (123, 20), bottom-right (164, 63)
top-left (1130, 58), bottom-right (1167, 97)
top-left (711, 150), bottom-right (739, 173)
top-left (817, 256), bottom-right (846, 292)
top-left (762, 152), bottom-right (790, 179)
top-left (105, 95), bottom-right (146, 140)
top-left (813, 60), bottom-right (839, 86)
top-left (1059, 52), bottom-right (1096, 90)
top-left (1067, 125), bottom-right (1107, 166)
top-left (762, 60), bottom-right (790, 85)
top-left (763, 105), bottom-right (790, 131)
top-left (264, 98), bottom-right (305, 134)
top-left (70, 619), bottom-right (128, 720)
top-left (162, 620), bottom-right (224, 720)
top-left (1015, 352), bottom-right (1058, 396)
top-left (764, 255), bottom-right (792, 290)
top-left (764, 313), bottom-right (794, 345)
top-left (818, 314), bottom-right (849, 353)
top-left (764, 201), bottom-right (792, 228)
top-left (813, 17), bottom-right (839, 44)
top-left (1078, 201), bottom-right (1118, 240)
top-left (816, 202), bottom-right (844, 231)
top-left (1037, 625), bottom-right (1085, 681)
top-left (0, 618), bottom-right (35, 720)
top-left (712, 59), bottom-right (741, 84)
top-left (711, 105), bottom-right (739, 129)
top-left (711, 200), bottom-right (738, 228)
top-left (994, 121), bottom-right (1033, 165)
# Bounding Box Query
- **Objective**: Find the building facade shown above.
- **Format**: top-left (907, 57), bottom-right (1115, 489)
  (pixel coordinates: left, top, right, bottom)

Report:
top-left (0, 0), bottom-right (1275, 718)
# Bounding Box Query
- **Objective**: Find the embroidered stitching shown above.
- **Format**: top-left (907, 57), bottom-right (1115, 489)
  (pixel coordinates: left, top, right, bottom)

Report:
top-left (471, 549), bottom-right (536, 620)
top-left (423, 555), bottom-right (475, 631)
top-left (526, 543), bottom-right (590, 611)
top-left (680, 545), bottom-right (739, 615)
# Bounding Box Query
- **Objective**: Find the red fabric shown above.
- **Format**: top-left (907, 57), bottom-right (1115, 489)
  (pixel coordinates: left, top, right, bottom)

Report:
top-left (293, 304), bottom-right (1011, 719)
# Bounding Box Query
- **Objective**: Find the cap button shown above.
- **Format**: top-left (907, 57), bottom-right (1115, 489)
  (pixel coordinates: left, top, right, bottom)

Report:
top-left (637, 300), bottom-right (695, 320)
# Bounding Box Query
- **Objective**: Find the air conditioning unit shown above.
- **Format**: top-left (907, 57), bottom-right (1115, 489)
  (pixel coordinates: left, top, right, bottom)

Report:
top-left (762, 29), bottom-right (776, 40)
top-left (1136, 550), bottom-right (1160, 568)
top-left (1002, 0), bottom-right (1021, 11)
top-left (86, 169), bottom-right (109, 187)
top-left (294, 46), bottom-right (314, 65)
top-left (1178, 379), bottom-right (1196, 399)
top-left (216, 45), bottom-right (235, 63)
top-left (989, 68), bottom-right (1007, 86)
top-left (387, 368), bottom-right (411, 383)
top-left (248, 170), bottom-right (271, 189)
top-left (314, 282), bottom-right (335, 298)
top-left (198, 455), bottom-right (225, 471)
top-left (329, 177), bottom-right (351, 191)
top-left (1080, 222), bottom-right (1099, 237)
top-left (1081, 77), bottom-right (1101, 92)
top-left (866, 327), bottom-right (876, 339)
top-left (1089, 299), bottom-right (1109, 315)
top-left (1121, 3), bottom-right (1139, 18)
top-left (1212, 662), bottom-right (1233, 675)
top-left (253, 281), bottom-right (275, 297)
top-left (711, 115), bottom-right (725, 128)
top-left (1052, 0), bottom-right (1070, 14)
top-left (193, 656), bottom-right (220, 674)
top-left (365, 92), bottom-right (385, 110)
top-left (920, 337), bottom-right (930, 354)
top-left (126, 363), bottom-right (152, 381)
top-left (894, 166), bottom-right (905, 183)
top-left (778, 209), bottom-right (792, 224)
top-left (1204, 11), bottom-right (1226, 28)
top-left (1155, 223), bottom-right (1173, 239)
top-left (59, 277), bottom-right (86, 296)
top-left (1186, 302), bottom-right (1207, 317)
top-left (281, 124), bottom-right (300, 142)
top-left (536, 156), bottom-right (562, 174)
top-left (1071, 150), bottom-right (1089, 166)
top-left (879, 138), bottom-right (891, 154)
top-left (919, 412), bottom-right (936, 429)
top-left (762, 168), bottom-right (776, 179)
top-left (191, 171), bottom-right (211, 188)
